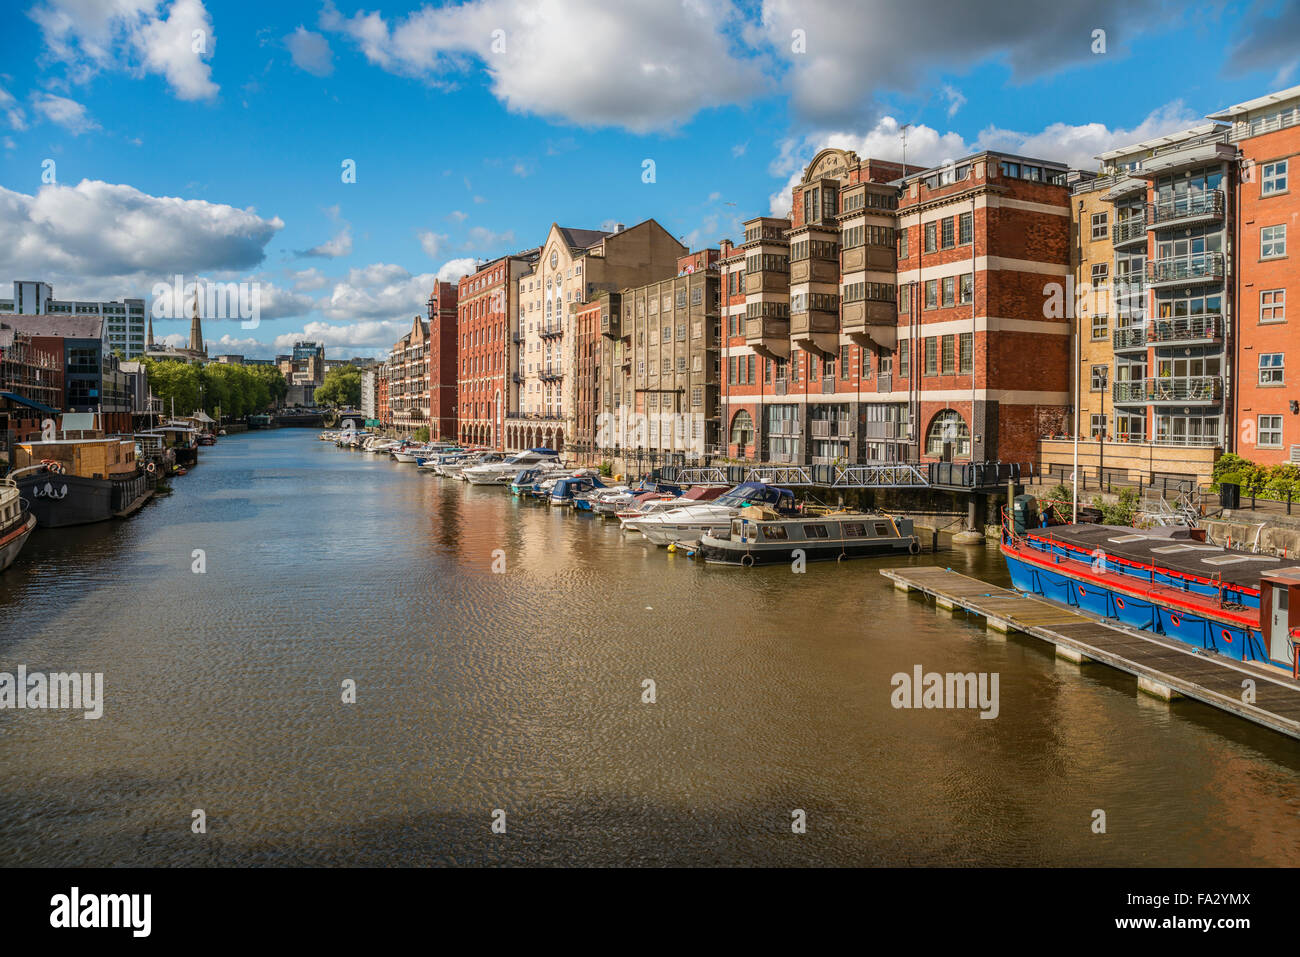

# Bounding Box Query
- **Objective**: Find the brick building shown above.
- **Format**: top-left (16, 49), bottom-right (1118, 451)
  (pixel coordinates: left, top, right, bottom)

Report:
top-left (1212, 85), bottom-right (1300, 464)
top-left (426, 281), bottom-right (459, 440)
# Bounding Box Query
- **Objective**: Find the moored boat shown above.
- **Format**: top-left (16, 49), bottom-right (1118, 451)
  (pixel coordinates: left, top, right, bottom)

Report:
top-left (9, 426), bottom-right (149, 528)
top-left (700, 510), bottom-right (918, 565)
top-left (625, 482), bottom-right (796, 546)
top-left (0, 477), bottom-right (36, 572)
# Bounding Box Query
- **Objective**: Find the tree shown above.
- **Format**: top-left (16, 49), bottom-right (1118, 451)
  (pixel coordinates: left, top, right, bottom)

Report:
top-left (316, 365), bottom-right (362, 408)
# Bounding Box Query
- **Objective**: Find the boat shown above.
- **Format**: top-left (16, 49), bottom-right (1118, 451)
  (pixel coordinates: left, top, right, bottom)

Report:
top-left (7, 414), bottom-right (152, 527)
top-left (464, 448), bottom-right (562, 485)
top-left (700, 510), bottom-right (918, 565)
top-left (550, 474), bottom-right (606, 506)
top-left (1000, 499), bottom-right (1300, 675)
top-left (0, 477), bottom-right (37, 572)
top-left (624, 482), bottom-right (796, 546)
top-left (615, 484), bottom-right (713, 525)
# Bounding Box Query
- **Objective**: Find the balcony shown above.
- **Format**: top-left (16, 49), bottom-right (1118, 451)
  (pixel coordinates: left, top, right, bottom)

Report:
top-left (511, 371), bottom-right (522, 384)
top-left (1148, 312), bottom-right (1222, 345)
top-left (1147, 190), bottom-right (1225, 229)
top-left (820, 378), bottom-right (836, 393)
top-left (539, 365), bottom-right (563, 381)
top-left (790, 308), bottom-right (838, 355)
top-left (745, 315), bottom-right (791, 359)
top-left (1145, 252), bottom-right (1224, 287)
top-left (1112, 325), bottom-right (1147, 351)
top-left (773, 377), bottom-right (788, 396)
top-left (841, 299), bottom-right (897, 349)
top-left (539, 323), bottom-right (563, 340)
top-left (864, 420), bottom-right (905, 440)
top-left (1113, 375), bottom-right (1223, 405)
top-left (1111, 215), bottom-right (1147, 248)
top-left (811, 416), bottom-right (850, 437)
top-left (511, 331), bottom-right (523, 344)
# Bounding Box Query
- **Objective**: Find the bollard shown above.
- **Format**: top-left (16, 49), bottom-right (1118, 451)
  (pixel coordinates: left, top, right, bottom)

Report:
top-left (932, 529), bottom-right (939, 552)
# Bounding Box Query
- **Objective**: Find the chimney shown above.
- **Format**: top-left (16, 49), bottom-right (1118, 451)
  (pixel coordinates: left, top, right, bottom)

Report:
top-left (615, 223), bottom-right (624, 233)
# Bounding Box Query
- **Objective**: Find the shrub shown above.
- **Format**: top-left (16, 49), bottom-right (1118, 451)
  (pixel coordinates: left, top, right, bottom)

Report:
top-left (413, 426), bottom-right (430, 443)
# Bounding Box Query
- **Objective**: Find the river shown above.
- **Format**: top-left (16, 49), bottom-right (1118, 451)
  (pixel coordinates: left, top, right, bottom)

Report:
top-left (1, 429), bottom-right (1296, 865)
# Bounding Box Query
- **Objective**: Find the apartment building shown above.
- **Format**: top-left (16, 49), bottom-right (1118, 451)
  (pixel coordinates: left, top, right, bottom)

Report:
top-left (1070, 176), bottom-right (1116, 444)
top-left (1211, 85), bottom-right (1300, 464)
top-left (457, 252), bottom-right (536, 449)
top-left (507, 220), bottom-right (685, 452)
top-left (0, 281), bottom-right (148, 358)
top-left (571, 297), bottom-right (603, 455)
top-left (595, 249), bottom-right (721, 464)
top-left (387, 317), bottom-right (431, 432)
top-left (426, 281), bottom-right (459, 440)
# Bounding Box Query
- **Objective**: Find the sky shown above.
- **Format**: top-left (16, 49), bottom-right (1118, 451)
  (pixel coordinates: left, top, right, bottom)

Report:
top-left (0, 0), bottom-right (1297, 359)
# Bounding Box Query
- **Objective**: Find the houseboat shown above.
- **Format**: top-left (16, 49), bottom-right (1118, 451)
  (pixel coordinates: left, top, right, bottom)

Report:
top-left (0, 477), bottom-right (36, 572)
top-left (624, 482), bottom-right (797, 547)
top-left (1001, 507), bottom-right (1300, 675)
top-left (700, 511), bottom-right (919, 565)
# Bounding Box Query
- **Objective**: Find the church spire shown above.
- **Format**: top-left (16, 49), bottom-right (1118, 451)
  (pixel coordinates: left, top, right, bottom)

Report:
top-left (189, 288), bottom-right (205, 357)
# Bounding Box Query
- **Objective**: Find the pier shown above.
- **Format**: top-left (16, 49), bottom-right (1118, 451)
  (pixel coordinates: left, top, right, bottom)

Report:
top-left (881, 566), bottom-right (1300, 740)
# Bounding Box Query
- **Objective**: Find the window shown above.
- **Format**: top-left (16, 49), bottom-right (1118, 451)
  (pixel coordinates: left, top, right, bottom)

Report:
top-left (1090, 364), bottom-right (1108, 392)
top-left (1091, 263), bottom-right (1109, 287)
top-left (1259, 352), bottom-right (1284, 385)
top-left (924, 280), bottom-right (938, 309)
top-left (899, 339), bottom-right (910, 378)
top-left (924, 337), bottom-right (938, 376)
top-left (941, 276), bottom-right (955, 307)
top-left (1089, 414), bottom-right (1107, 439)
top-left (691, 386), bottom-right (702, 406)
top-left (1262, 160), bottom-right (1288, 196)
top-left (958, 211), bottom-right (973, 245)
top-left (959, 332), bottom-right (973, 374)
top-left (840, 345), bottom-right (850, 380)
top-left (1091, 212), bottom-right (1108, 240)
top-left (803, 524), bottom-right (830, 538)
top-left (1091, 314), bottom-right (1108, 339)
top-left (959, 273), bottom-right (973, 305)
top-left (899, 285), bottom-right (912, 313)
top-left (926, 409), bottom-right (970, 457)
top-left (941, 218), bottom-right (955, 249)
top-left (924, 222), bottom-right (937, 253)
top-left (1262, 224), bottom-right (1287, 258)
top-left (1259, 415), bottom-right (1284, 449)
top-left (1261, 289), bottom-right (1286, 323)
top-left (730, 409), bottom-right (754, 447)
top-left (897, 229), bottom-right (909, 259)
top-left (940, 335), bottom-right (955, 374)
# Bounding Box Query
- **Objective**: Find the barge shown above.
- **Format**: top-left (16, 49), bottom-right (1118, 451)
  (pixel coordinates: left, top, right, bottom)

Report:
top-left (700, 511), bottom-right (919, 565)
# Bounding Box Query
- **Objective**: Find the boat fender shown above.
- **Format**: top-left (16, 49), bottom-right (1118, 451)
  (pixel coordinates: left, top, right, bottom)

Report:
top-left (146, 462), bottom-right (157, 474)
top-left (741, 553), bottom-right (755, 568)
top-left (837, 552), bottom-right (847, 562)
top-left (667, 542), bottom-right (676, 553)
top-left (908, 539), bottom-right (921, 556)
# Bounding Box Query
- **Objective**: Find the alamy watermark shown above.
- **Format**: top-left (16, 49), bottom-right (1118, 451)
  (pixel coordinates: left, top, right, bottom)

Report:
top-left (891, 665), bottom-right (999, 719)
top-left (151, 274), bottom-right (262, 329)
top-left (595, 409), bottom-right (705, 456)
top-left (0, 666), bottom-right (103, 719)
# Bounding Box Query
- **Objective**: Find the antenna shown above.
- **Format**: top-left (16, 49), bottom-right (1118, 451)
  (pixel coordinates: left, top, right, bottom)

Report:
top-left (900, 122), bottom-right (912, 171)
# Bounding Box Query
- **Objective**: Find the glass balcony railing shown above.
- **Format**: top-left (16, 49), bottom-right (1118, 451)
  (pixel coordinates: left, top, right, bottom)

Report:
top-left (1147, 189), bottom-right (1225, 226)
top-left (1112, 216), bottom-right (1147, 245)
top-left (1112, 326), bottom-right (1147, 350)
top-left (1114, 375), bottom-right (1223, 404)
top-left (1148, 312), bottom-right (1222, 343)
top-left (1145, 252), bottom-right (1224, 286)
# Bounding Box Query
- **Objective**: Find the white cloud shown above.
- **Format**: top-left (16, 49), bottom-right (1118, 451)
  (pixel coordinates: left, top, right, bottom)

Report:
top-left (285, 25), bottom-right (333, 76)
top-left (436, 257), bottom-right (475, 282)
top-left (297, 227), bottom-right (353, 258)
top-left (29, 0), bottom-right (219, 101)
top-left (31, 93), bottom-right (99, 135)
top-left (273, 319), bottom-right (412, 353)
top-left (463, 225), bottom-right (514, 250)
top-left (941, 85), bottom-right (966, 119)
top-left (446, 210), bottom-right (468, 223)
top-left (0, 85), bottom-right (27, 130)
top-left (321, 0), bottom-right (764, 132)
top-left (289, 266), bottom-right (331, 290)
top-left (0, 178), bottom-right (282, 282)
top-left (418, 230), bottom-right (448, 259)
top-left (766, 102), bottom-right (1201, 216)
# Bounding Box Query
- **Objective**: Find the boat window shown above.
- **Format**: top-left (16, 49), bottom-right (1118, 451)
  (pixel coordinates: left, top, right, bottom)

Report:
top-left (761, 525), bottom-right (789, 540)
top-left (1201, 554), bottom-right (1280, 565)
top-left (874, 522), bottom-right (890, 536)
top-left (842, 522), bottom-right (866, 537)
top-left (803, 524), bottom-right (829, 538)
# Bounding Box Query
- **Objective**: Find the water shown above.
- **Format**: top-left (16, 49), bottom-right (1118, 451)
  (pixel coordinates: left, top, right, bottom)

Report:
top-left (1, 430), bottom-right (1297, 866)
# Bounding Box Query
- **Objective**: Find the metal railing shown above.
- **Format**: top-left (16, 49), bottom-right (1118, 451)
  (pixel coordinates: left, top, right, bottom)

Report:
top-left (1114, 375), bottom-right (1223, 403)
top-left (1112, 216), bottom-right (1147, 244)
top-left (1148, 312), bottom-right (1222, 343)
top-left (1147, 189), bottom-right (1225, 225)
top-left (1146, 251), bottom-right (1224, 285)
top-left (1112, 326), bottom-right (1147, 349)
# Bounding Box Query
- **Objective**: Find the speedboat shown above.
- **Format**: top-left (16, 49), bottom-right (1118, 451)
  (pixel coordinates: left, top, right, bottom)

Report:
top-left (464, 448), bottom-right (562, 485)
top-left (700, 511), bottom-right (918, 565)
top-left (615, 484), bottom-right (717, 526)
top-left (439, 449), bottom-right (497, 478)
top-left (0, 476), bottom-right (37, 572)
top-left (624, 482), bottom-right (796, 547)
top-left (393, 443), bottom-right (441, 464)
top-left (550, 474), bottom-right (606, 506)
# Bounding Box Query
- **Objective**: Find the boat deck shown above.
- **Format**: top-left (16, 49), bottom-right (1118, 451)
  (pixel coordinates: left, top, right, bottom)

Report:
top-left (881, 566), bottom-right (1300, 740)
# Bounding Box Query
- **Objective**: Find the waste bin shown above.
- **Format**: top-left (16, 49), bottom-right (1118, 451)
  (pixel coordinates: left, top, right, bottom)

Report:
top-left (1012, 494), bottom-right (1039, 536)
top-left (1219, 482), bottom-right (1240, 509)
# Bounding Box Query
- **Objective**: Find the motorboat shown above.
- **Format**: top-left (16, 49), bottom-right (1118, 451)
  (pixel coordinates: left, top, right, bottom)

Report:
top-left (614, 484), bottom-right (714, 525)
top-left (464, 448), bottom-right (562, 485)
top-left (700, 511), bottom-right (918, 565)
top-left (0, 477), bottom-right (37, 572)
top-left (438, 449), bottom-right (497, 477)
top-left (550, 474), bottom-right (606, 506)
top-left (624, 482), bottom-right (796, 546)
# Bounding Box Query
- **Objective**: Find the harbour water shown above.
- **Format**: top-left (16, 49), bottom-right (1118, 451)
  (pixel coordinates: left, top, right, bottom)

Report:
top-left (1, 429), bottom-right (1297, 866)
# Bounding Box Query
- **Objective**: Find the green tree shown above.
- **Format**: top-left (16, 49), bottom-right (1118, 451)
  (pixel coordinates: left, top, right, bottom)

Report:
top-left (316, 365), bottom-right (362, 408)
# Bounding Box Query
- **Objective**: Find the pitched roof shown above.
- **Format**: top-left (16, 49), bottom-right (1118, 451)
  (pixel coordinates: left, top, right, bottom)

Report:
top-left (556, 226), bottom-right (612, 250)
top-left (0, 314), bottom-right (103, 339)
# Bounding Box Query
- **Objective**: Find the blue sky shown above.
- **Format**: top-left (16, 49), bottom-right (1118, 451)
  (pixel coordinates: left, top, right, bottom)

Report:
top-left (0, 0), bottom-right (1297, 358)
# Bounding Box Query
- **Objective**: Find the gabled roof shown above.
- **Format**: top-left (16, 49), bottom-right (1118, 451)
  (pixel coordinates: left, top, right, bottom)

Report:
top-left (0, 314), bottom-right (103, 339)
top-left (556, 226), bottom-right (612, 250)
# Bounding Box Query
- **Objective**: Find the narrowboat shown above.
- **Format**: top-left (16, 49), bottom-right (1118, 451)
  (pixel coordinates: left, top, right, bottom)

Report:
top-left (9, 434), bottom-right (150, 527)
top-left (1002, 506), bottom-right (1300, 675)
top-left (699, 511), bottom-right (919, 565)
top-left (0, 477), bottom-right (36, 572)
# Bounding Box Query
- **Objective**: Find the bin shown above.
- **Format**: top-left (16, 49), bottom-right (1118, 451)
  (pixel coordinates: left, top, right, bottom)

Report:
top-left (1219, 482), bottom-right (1240, 509)
top-left (1012, 494), bottom-right (1039, 536)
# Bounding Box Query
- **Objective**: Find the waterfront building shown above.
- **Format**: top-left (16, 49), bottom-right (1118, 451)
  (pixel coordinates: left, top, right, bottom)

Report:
top-left (1211, 85), bottom-right (1300, 465)
top-left (457, 252), bottom-right (537, 449)
top-left (0, 280), bottom-right (147, 358)
top-left (717, 237), bottom-right (752, 458)
top-left (0, 321), bottom-right (64, 449)
top-left (426, 281), bottom-right (459, 440)
top-left (376, 362), bottom-right (391, 429)
top-left (595, 249), bottom-right (722, 466)
top-left (388, 317), bottom-right (432, 433)
top-left (360, 366), bottom-right (378, 424)
top-left (507, 221), bottom-right (685, 452)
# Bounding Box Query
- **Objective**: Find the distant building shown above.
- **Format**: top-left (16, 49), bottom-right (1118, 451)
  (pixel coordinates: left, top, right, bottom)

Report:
top-left (143, 289), bottom-right (208, 364)
top-left (0, 280), bottom-right (147, 358)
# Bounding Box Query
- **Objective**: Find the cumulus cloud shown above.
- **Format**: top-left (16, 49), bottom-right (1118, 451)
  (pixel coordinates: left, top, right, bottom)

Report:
top-left (759, 0), bottom-right (1172, 126)
top-left (463, 225), bottom-right (514, 250)
top-left (289, 266), bottom-right (332, 290)
top-left (436, 257), bottom-right (475, 282)
top-left (29, 0), bottom-right (219, 101)
top-left (273, 319), bottom-right (413, 353)
top-left (321, 0), bottom-right (764, 132)
top-left (0, 179), bottom-right (282, 282)
top-left (31, 93), bottom-right (99, 134)
top-left (297, 227), bottom-right (352, 258)
top-left (765, 102), bottom-right (1200, 216)
top-left (418, 230), bottom-right (448, 259)
top-left (285, 25), bottom-right (334, 76)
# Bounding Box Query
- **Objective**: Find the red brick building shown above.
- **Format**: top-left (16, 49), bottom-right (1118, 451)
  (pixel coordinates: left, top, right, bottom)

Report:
top-left (456, 253), bottom-right (537, 449)
top-left (572, 297), bottom-right (602, 455)
top-left (1213, 86), bottom-right (1300, 463)
top-left (719, 148), bottom-right (1071, 469)
top-left (426, 281), bottom-right (459, 440)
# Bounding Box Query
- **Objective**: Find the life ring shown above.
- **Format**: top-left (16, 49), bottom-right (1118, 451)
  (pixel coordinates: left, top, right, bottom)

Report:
top-left (741, 553), bottom-right (755, 568)
top-left (41, 459), bottom-right (65, 474)
top-left (146, 462), bottom-right (157, 474)
top-left (908, 538), bottom-right (921, 555)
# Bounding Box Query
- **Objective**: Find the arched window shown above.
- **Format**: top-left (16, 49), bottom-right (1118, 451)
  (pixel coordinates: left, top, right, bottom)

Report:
top-left (926, 409), bottom-right (971, 458)
top-left (730, 409), bottom-right (755, 448)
